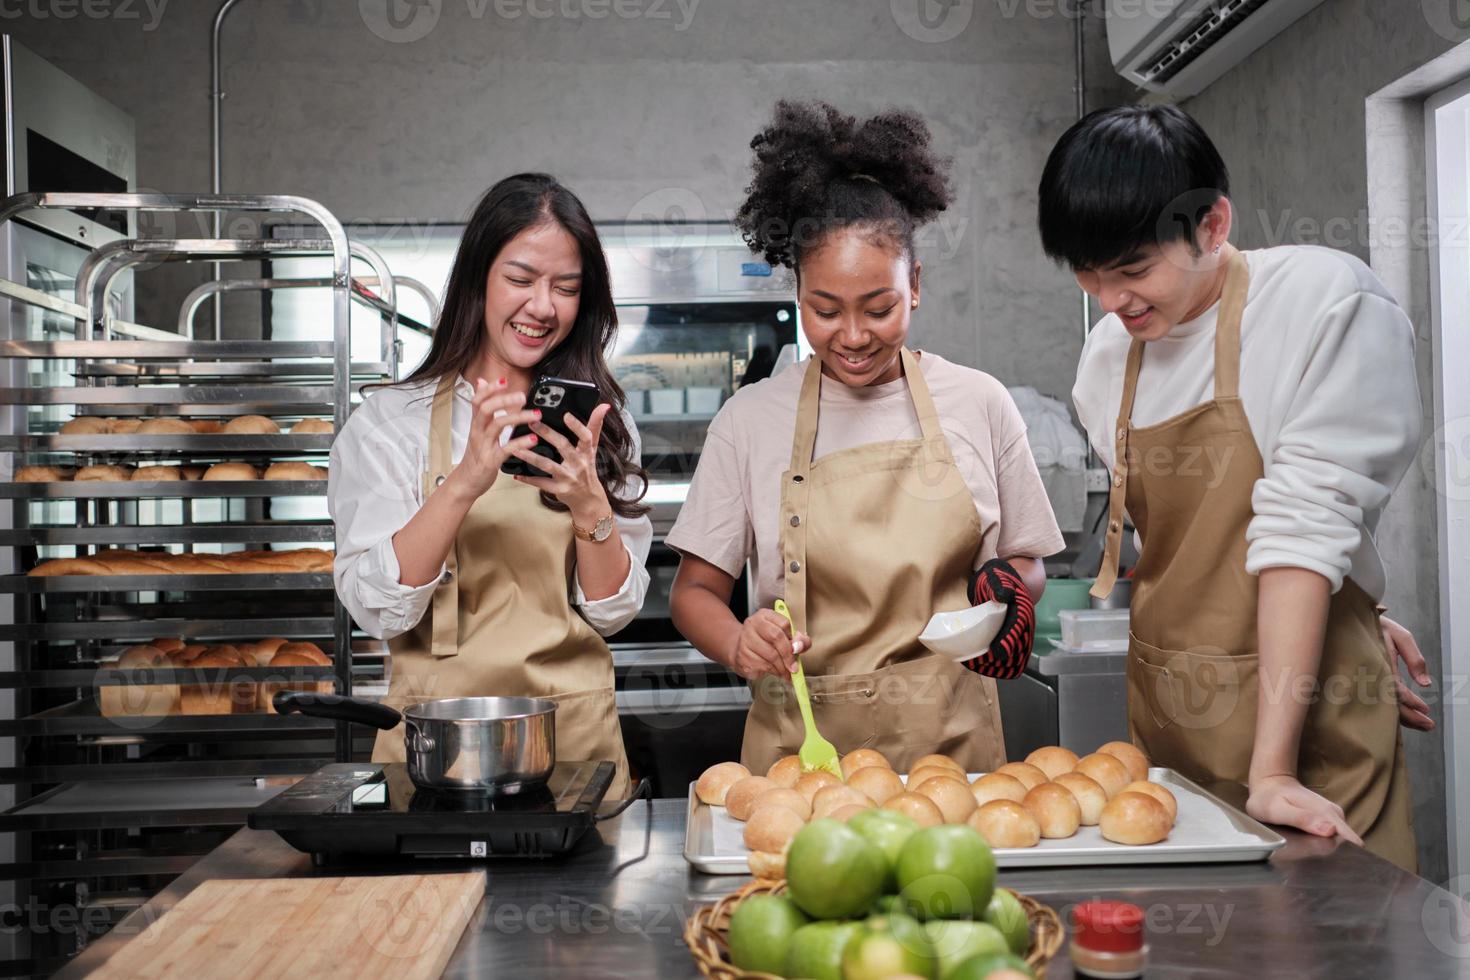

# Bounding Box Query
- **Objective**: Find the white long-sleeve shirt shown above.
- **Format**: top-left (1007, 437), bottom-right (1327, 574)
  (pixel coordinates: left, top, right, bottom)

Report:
top-left (329, 375), bottom-right (652, 640)
top-left (1071, 245), bottom-right (1421, 601)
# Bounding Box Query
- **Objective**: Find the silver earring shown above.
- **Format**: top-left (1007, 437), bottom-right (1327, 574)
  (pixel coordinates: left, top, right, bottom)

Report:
top-left (1213, 244), bottom-right (1222, 255)
top-left (911, 300), bottom-right (918, 308)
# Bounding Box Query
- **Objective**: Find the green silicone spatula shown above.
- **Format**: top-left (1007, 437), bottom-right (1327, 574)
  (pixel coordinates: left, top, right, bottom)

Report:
top-left (774, 599), bottom-right (841, 778)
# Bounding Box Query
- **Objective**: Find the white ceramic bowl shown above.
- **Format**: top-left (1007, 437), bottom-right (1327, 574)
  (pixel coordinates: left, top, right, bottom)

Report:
top-left (917, 601), bottom-right (1008, 660)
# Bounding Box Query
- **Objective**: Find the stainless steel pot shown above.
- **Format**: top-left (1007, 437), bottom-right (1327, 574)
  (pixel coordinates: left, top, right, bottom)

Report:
top-left (273, 691), bottom-right (556, 794)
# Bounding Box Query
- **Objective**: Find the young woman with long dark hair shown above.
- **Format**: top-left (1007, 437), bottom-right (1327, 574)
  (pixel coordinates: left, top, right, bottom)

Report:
top-left (330, 173), bottom-right (650, 795)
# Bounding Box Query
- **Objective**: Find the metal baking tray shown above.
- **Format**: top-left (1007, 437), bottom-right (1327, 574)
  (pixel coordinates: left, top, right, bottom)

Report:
top-left (0, 521), bottom-right (334, 546)
top-left (684, 767), bottom-right (1286, 874)
top-left (0, 385), bottom-right (336, 406)
top-left (1, 573), bottom-right (332, 593)
top-left (0, 339), bottom-right (337, 360)
top-left (0, 434), bottom-right (333, 452)
top-left (0, 616), bottom-right (336, 642)
top-left (0, 480), bottom-right (326, 499)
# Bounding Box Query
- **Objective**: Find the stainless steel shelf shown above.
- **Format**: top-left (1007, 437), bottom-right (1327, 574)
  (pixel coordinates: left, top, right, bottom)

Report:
top-left (0, 617), bottom-right (335, 642)
top-left (0, 777), bottom-right (294, 831)
top-left (0, 521), bottom-right (333, 546)
top-left (2, 573), bottom-right (332, 593)
top-left (0, 386), bottom-right (335, 406)
top-left (0, 665), bottom-right (337, 686)
top-left (0, 480), bottom-right (327, 499)
top-left (0, 434), bottom-right (333, 452)
top-left (73, 361), bottom-right (387, 380)
top-left (1, 339), bottom-right (336, 359)
top-left (0, 700), bottom-right (339, 736)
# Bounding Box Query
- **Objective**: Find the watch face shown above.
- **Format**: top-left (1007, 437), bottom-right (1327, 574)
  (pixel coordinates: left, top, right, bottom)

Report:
top-left (594, 516), bottom-right (614, 541)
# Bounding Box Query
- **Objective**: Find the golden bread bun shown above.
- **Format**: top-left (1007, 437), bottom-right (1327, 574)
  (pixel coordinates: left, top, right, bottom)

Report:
top-left (909, 753), bottom-right (964, 776)
top-left (1023, 782), bottom-right (1083, 838)
top-left (743, 803), bottom-right (806, 853)
top-left (970, 772), bottom-right (1029, 807)
top-left (993, 762), bottom-right (1047, 792)
top-left (753, 787), bottom-right (812, 821)
top-left (137, 418), bottom-right (193, 434)
top-left (695, 761), bottom-right (750, 806)
top-left (224, 414), bottom-right (280, 434)
top-left (60, 417), bottom-right (109, 434)
top-left (100, 645), bottom-right (179, 718)
top-left (261, 644), bottom-right (332, 712)
top-left (848, 766), bottom-right (906, 806)
top-left (180, 465), bottom-right (206, 480)
top-left (149, 637), bottom-right (186, 654)
top-left (967, 799), bottom-right (1041, 848)
top-left (203, 462), bottom-right (258, 481)
top-left (189, 419), bottom-right (223, 434)
top-left (290, 418), bottom-right (335, 434)
top-left (1098, 741), bottom-right (1151, 783)
top-left (884, 791), bottom-right (944, 828)
top-left (724, 776), bottom-right (775, 822)
top-left (1100, 791), bottom-right (1172, 845)
top-left (114, 644), bottom-right (169, 669)
top-left (812, 785), bottom-right (873, 820)
top-left (1024, 745), bottom-right (1080, 781)
top-left (1053, 772), bottom-right (1108, 826)
top-left (829, 804), bottom-right (869, 823)
top-left (915, 775), bottom-right (978, 824)
top-left (75, 465), bottom-right (133, 482)
top-left (908, 766), bottom-right (965, 789)
top-left (1073, 753), bottom-right (1131, 798)
top-left (841, 748), bottom-right (891, 779)
top-left (240, 636), bottom-right (288, 666)
top-left (765, 755), bottom-right (802, 788)
top-left (107, 418), bottom-right (143, 434)
top-left (179, 645), bottom-right (254, 715)
top-left (14, 465), bottom-right (68, 482)
top-left (1120, 780), bottom-right (1178, 825)
top-left (132, 465), bottom-right (181, 481)
top-left (747, 849), bottom-right (787, 880)
top-left (262, 462), bottom-right (326, 481)
top-left (794, 770), bottom-right (842, 804)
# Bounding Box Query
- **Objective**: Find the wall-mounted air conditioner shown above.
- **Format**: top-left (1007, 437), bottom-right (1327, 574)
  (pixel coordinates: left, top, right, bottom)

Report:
top-left (1107, 0), bottom-right (1327, 99)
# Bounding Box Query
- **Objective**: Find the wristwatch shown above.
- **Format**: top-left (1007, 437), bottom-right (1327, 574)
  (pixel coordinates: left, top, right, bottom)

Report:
top-left (572, 513), bottom-right (615, 543)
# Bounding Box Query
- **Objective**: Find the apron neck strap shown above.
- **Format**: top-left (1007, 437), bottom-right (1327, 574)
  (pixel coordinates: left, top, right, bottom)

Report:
top-left (1213, 247), bottom-right (1249, 400)
top-left (788, 348), bottom-right (937, 475)
top-left (428, 373), bottom-right (458, 483)
top-left (426, 373), bottom-right (461, 658)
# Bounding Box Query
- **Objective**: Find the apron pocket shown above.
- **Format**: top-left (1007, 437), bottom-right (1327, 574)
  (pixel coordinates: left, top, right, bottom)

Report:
top-left (777, 673), bottom-right (879, 756)
top-left (1129, 632), bottom-right (1257, 784)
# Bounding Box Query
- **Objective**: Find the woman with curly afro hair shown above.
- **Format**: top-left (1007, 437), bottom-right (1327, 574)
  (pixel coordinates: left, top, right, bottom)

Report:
top-left (667, 101), bottom-right (1064, 774)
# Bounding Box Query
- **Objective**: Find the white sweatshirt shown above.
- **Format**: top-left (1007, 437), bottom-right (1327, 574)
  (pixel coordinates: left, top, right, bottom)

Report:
top-left (1071, 245), bottom-right (1421, 601)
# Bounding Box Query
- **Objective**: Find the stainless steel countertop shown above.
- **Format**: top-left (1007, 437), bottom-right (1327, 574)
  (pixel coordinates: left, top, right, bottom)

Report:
top-left (55, 799), bottom-right (1470, 978)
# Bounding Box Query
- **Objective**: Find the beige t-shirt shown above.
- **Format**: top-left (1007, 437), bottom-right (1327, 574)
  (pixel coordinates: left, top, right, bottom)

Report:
top-left (666, 351), bottom-right (1065, 610)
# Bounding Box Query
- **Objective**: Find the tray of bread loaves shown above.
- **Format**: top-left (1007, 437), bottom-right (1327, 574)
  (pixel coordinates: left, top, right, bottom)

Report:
top-left (686, 742), bottom-right (1286, 874)
top-left (97, 637), bottom-right (334, 718)
top-left (1, 415), bottom-right (335, 453)
top-left (9, 547), bottom-right (335, 592)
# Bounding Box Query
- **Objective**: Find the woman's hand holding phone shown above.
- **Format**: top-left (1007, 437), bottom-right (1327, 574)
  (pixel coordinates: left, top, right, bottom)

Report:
top-left (508, 402), bottom-right (614, 524)
top-left (453, 378), bottom-right (542, 499)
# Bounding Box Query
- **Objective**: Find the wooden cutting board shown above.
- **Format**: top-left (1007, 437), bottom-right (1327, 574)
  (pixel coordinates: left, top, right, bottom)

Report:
top-left (93, 871), bottom-right (485, 980)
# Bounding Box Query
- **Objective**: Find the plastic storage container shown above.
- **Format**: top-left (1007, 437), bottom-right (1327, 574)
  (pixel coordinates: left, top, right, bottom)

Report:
top-left (1058, 608), bottom-right (1130, 652)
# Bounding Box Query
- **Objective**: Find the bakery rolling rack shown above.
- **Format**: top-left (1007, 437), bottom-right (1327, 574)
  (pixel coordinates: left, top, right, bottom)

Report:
top-left (0, 192), bottom-right (431, 972)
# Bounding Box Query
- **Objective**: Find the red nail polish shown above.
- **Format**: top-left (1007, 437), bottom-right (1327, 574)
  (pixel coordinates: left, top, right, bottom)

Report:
top-left (529, 435), bottom-right (538, 445)
top-left (534, 410), bottom-right (542, 418)
top-left (497, 377), bottom-right (507, 386)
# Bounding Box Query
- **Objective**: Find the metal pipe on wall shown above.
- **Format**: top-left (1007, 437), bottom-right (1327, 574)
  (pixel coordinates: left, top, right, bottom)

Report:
top-left (209, 0), bottom-right (249, 335)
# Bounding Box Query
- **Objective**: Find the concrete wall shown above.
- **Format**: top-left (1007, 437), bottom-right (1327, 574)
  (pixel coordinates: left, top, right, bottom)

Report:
top-left (6, 0), bottom-right (1111, 399)
top-left (1183, 0), bottom-right (1460, 883)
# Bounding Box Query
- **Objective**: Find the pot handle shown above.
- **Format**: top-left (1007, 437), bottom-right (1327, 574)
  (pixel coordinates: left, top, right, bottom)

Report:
top-left (272, 691), bottom-right (402, 730)
top-left (403, 717), bottom-right (436, 754)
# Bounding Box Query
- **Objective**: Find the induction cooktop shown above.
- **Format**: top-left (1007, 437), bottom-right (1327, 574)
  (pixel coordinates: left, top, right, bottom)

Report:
top-left (248, 761), bottom-right (615, 865)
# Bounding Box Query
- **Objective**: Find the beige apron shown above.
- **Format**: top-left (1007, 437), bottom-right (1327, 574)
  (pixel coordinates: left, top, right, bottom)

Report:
top-left (371, 373), bottom-right (631, 799)
top-left (1092, 248), bottom-right (1416, 871)
top-left (740, 349), bottom-right (1007, 776)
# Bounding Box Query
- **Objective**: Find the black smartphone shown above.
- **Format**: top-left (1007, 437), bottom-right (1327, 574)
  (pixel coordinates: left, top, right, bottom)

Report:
top-left (499, 376), bottom-right (603, 477)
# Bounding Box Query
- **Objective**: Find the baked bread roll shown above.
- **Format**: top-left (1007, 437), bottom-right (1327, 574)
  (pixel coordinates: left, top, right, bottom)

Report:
top-left (794, 770), bottom-right (842, 804)
top-left (1023, 782), bottom-right (1083, 838)
top-left (14, 465), bottom-right (68, 482)
top-left (132, 465), bottom-right (182, 482)
top-left (1073, 753), bottom-right (1131, 799)
top-left (993, 762), bottom-right (1048, 792)
top-left (203, 462), bottom-right (258, 481)
top-left (695, 761), bottom-right (750, 806)
top-left (743, 803), bottom-right (806, 853)
top-left (1025, 746), bottom-right (1080, 781)
top-left (290, 418), bottom-right (334, 434)
top-left (60, 417), bottom-right (109, 435)
top-left (765, 755), bottom-right (802, 789)
top-left (243, 636), bottom-right (289, 667)
top-left (149, 637), bottom-right (186, 655)
top-left (908, 765), bottom-right (965, 789)
top-left (224, 415), bottom-right (280, 435)
top-left (138, 418), bottom-right (193, 435)
top-left (107, 418), bottom-right (142, 434)
top-left (909, 753), bottom-right (965, 776)
top-left (840, 748), bottom-right (891, 779)
top-left (1099, 791), bottom-right (1172, 845)
top-left (262, 462), bottom-right (326, 481)
top-left (848, 765), bottom-right (905, 806)
top-left (1120, 780), bottom-right (1178, 825)
top-left (915, 775), bottom-right (979, 824)
top-left (829, 804), bottom-right (869, 823)
top-left (1053, 772), bottom-right (1108, 826)
top-left (884, 791), bottom-right (944, 828)
top-left (178, 644), bottom-right (256, 715)
top-left (1098, 741), bottom-right (1151, 783)
top-left (811, 785), bottom-right (872, 820)
top-left (747, 849), bottom-right (787, 881)
top-left (724, 776), bottom-right (776, 822)
top-left (180, 465), bottom-right (206, 481)
top-left (170, 644), bottom-right (209, 664)
top-left (752, 787), bottom-right (812, 821)
top-left (968, 799), bottom-right (1042, 848)
top-left (970, 772), bottom-right (1029, 807)
top-left (189, 419), bottom-right (224, 434)
top-left (99, 644), bottom-right (180, 718)
top-left (261, 643), bottom-right (333, 712)
top-left (75, 465), bottom-right (133, 482)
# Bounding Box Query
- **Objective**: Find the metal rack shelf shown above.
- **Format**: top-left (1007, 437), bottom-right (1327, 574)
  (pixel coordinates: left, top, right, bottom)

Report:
top-left (0, 434), bottom-right (333, 452)
top-left (1, 573), bottom-right (332, 594)
top-left (0, 777), bottom-right (294, 831)
top-left (0, 385), bottom-right (336, 406)
top-left (0, 701), bottom-right (339, 737)
top-left (0, 480), bottom-right (327, 499)
top-left (0, 521), bottom-right (333, 546)
top-left (0, 616), bottom-right (335, 642)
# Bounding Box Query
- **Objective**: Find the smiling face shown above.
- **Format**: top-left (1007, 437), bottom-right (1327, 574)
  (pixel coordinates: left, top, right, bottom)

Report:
top-left (797, 226), bottom-right (918, 387)
top-left (481, 220), bottom-right (583, 377)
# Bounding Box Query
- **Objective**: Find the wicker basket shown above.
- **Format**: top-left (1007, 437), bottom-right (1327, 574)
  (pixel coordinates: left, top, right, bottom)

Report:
top-left (684, 879), bottom-right (1063, 979)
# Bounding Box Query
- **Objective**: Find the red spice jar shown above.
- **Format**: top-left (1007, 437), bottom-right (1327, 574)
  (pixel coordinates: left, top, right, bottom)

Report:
top-left (1070, 900), bottom-right (1148, 978)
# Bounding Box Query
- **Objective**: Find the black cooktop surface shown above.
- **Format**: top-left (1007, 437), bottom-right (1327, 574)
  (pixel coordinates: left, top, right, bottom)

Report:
top-left (249, 761), bottom-right (615, 864)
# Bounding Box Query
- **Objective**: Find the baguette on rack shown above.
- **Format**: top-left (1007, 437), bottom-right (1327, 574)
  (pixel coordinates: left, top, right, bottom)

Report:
top-left (138, 418), bottom-right (194, 435)
top-left (14, 466), bottom-right (70, 482)
top-left (75, 465), bottom-right (134, 482)
top-left (26, 547), bottom-right (335, 577)
top-left (60, 417), bottom-right (109, 435)
top-left (107, 418), bottom-right (143, 434)
top-left (262, 462), bottom-right (327, 481)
